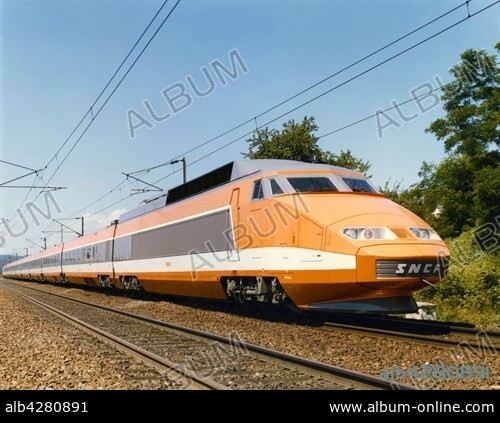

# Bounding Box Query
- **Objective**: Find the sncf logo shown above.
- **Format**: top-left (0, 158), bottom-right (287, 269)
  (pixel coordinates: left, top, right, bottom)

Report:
top-left (376, 260), bottom-right (449, 278)
top-left (395, 263), bottom-right (442, 274)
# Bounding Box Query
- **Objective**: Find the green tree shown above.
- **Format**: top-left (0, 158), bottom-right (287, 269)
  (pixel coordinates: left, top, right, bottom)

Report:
top-left (426, 43), bottom-right (499, 156)
top-left (379, 180), bottom-right (425, 217)
top-left (322, 150), bottom-right (371, 175)
top-left (385, 44), bottom-right (499, 238)
top-left (404, 44), bottom-right (500, 325)
top-left (424, 44), bottom-right (500, 236)
top-left (244, 116), bottom-right (370, 174)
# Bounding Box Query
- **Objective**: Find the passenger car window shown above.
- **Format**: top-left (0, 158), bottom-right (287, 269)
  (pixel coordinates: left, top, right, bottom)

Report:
top-left (269, 179), bottom-right (284, 195)
top-left (342, 177), bottom-right (376, 193)
top-left (252, 180), bottom-right (264, 200)
top-left (287, 177), bottom-right (338, 193)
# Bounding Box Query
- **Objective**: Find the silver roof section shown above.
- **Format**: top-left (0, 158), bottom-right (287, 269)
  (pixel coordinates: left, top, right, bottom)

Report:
top-left (119, 159), bottom-right (360, 222)
top-left (230, 159), bottom-right (355, 180)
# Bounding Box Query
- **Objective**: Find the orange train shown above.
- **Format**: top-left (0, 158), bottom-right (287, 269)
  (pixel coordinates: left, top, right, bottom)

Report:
top-left (3, 160), bottom-right (450, 313)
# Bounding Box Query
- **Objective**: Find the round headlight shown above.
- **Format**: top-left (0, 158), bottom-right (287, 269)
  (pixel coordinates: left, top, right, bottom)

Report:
top-left (363, 229), bottom-right (374, 239)
top-left (420, 229), bottom-right (430, 239)
top-left (343, 228), bottom-right (358, 239)
top-left (410, 228), bottom-right (421, 238)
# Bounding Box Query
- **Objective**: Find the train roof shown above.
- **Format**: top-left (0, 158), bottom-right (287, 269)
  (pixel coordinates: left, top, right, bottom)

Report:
top-left (119, 159), bottom-right (359, 222)
top-left (231, 159), bottom-right (354, 178)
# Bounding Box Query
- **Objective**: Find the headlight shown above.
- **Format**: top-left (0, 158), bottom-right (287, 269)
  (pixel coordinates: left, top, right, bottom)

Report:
top-left (341, 228), bottom-right (394, 240)
top-left (363, 228), bottom-right (374, 239)
top-left (342, 228), bottom-right (358, 239)
top-left (410, 227), bottom-right (433, 239)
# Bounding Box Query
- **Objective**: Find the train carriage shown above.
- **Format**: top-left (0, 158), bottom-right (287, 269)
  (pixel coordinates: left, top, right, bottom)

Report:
top-left (2, 159), bottom-right (450, 314)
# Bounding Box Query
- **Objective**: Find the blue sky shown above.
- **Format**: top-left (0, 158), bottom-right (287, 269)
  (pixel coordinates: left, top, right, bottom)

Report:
top-left (1, 0), bottom-right (498, 253)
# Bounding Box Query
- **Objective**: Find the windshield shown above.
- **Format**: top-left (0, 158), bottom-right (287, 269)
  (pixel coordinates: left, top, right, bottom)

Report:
top-left (287, 177), bottom-right (338, 193)
top-left (342, 177), bottom-right (377, 193)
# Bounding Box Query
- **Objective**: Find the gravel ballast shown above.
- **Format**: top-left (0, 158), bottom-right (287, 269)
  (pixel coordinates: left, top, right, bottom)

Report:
top-left (1, 279), bottom-right (498, 390)
top-left (0, 285), bottom-right (183, 390)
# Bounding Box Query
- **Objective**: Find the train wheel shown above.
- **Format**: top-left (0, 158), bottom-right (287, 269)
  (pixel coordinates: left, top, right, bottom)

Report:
top-left (99, 275), bottom-right (114, 289)
top-left (224, 276), bottom-right (287, 306)
top-left (120, 276), bottom-right (143, 291)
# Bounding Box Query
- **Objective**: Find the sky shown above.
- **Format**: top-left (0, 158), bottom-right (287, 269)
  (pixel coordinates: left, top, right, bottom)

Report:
top-left (0, 0), bottom-right (498, 254)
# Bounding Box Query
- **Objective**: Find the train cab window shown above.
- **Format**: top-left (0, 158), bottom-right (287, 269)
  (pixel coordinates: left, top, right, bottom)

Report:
top-left (342, 177), bottom-right (377, 193)
top-left (252, 180), bottom-right (264, 200)
top-left (287, 177), bottom-right (338, 193)
top-left (269, 179), bottom-right (284, 195)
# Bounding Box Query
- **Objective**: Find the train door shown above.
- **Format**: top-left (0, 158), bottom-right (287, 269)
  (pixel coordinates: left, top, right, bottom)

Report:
top-left (110, 221), bottom-right (118, 282)
top-left (298, 216), bottom-right (324, 262)
top-left (228, 188), bottom-right (240, 262)
top-left (59, 244), bottom-right (64, 282)
top-left (40, 251), bottom-right (44, 281)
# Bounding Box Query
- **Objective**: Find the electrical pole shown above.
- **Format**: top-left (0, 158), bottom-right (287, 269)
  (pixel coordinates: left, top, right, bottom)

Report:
top-left (181, 157), bottom-right (186, 184)
top-left (124, 156), bottom-right (187, 196)
top-left (53, 217), bottom-right (85, 241)
top-left (26, 237), bottom-right (47, 251)
top-left (170, 157), bottom-right (186, 184)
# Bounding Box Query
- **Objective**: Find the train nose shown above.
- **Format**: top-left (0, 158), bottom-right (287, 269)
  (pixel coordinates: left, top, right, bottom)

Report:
top-left (356, 243), bottom-right (450, 291)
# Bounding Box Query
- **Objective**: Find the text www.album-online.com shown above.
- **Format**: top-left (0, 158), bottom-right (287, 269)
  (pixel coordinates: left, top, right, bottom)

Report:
top-left (329, 401), bottom-right (495, 413)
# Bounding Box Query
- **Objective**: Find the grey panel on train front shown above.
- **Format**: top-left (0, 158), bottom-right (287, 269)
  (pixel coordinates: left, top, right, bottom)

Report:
top-left (125, 210), bottom-right (233, 261)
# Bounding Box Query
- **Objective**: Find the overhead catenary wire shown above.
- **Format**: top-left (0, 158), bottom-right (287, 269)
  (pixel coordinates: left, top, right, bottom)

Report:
top-left (6, 0), bottom-right (181, 242)
top-left (60, 0), bottom-right (476, 223)
top-left (68, 178), bottom-right (131, 217)
top-left (131, 0), bottom-right (473, 175)
top-left (0, 160), bottom-right (43, 187)
top-left (4, 172), bottom-right (45, 226)
top-left (150, 0), bottom-right (497, 185)
top-left (317, 81), bottom-right (455, 140)
top-left (0, 160), bottom-right (40, 173)
top-left (36, 0), bottom-right (182, 194)
top-left (40, 0), bottom-right (174, 176)
top-left (7, 0), bottom-right (182, 230)
top-left (60, 0), bottom-right (497, 234)
top-left (43, 169), bottom-right (157, 239)
top-left (59, 0), bottom-right (479, 213)
top-left (27, 0), bottom-right (499, 243)
top-left (20, 0), bottom-right (173, 226)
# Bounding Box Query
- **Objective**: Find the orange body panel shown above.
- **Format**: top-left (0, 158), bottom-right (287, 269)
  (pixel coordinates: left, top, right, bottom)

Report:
top-left (63, 226), bottom-right (116, 250)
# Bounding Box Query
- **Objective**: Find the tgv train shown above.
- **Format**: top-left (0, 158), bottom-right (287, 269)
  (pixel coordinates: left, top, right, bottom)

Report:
top-left (3, 160), bottom-right (450, 313)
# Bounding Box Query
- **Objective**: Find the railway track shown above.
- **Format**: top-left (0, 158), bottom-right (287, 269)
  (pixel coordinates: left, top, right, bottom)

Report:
top-left (312, 309), bottom-right (499, 353)
top-left (1, 280), bottom-right (413, 390)
top-left (376, 314), bottom-right (500, 340)
top-left (338, 312), bottom-right (500, 337)
top-left (319, 321), bottom-right (500, 353)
